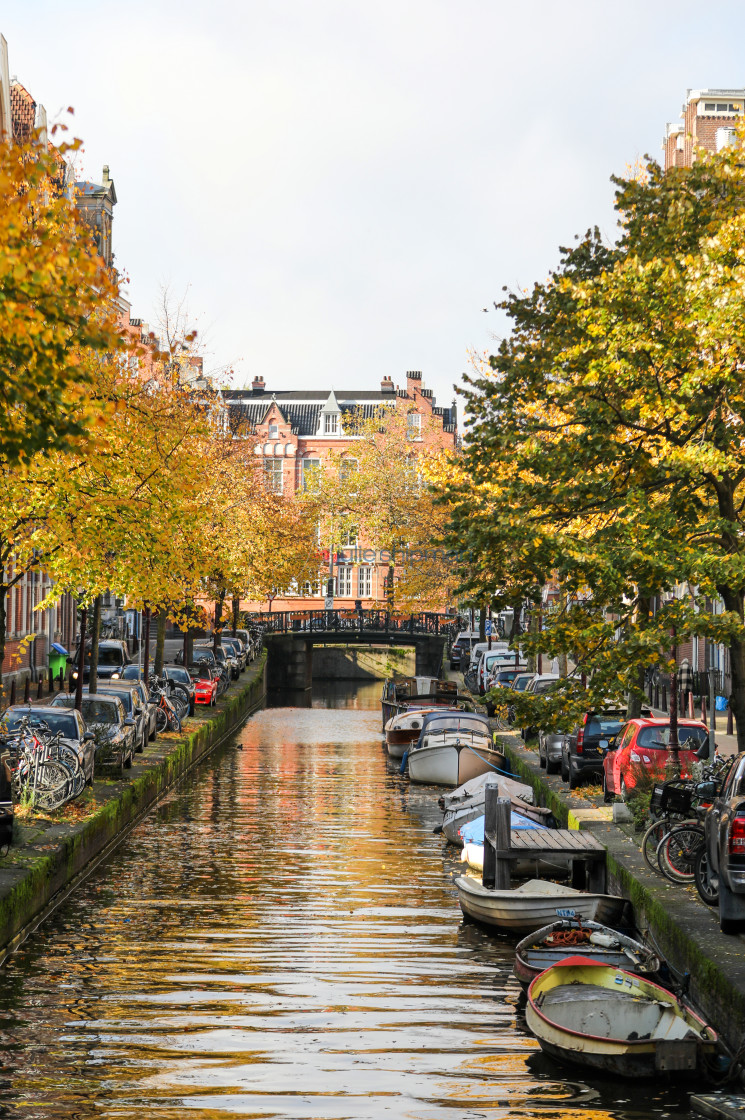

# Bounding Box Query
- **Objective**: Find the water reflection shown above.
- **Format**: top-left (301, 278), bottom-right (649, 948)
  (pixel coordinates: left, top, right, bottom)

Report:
top-left (0, 686), bottom-right (694, 1119)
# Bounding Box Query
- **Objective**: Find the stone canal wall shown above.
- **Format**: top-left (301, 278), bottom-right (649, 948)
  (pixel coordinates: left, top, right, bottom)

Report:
top-left (0, 652), bottom-right (267, 963)
top-left (496, 728), bottom-right (745, 1055)
top-left (311, 645), bottom-right (415, 680)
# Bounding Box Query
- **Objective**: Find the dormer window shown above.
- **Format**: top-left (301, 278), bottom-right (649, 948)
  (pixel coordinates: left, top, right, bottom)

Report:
top-left (407, 412), bottom-right (422, 439)
top-left (324, 413), bottom-right (338, 435)
top-left (268, 422), bottom-right (279, 438)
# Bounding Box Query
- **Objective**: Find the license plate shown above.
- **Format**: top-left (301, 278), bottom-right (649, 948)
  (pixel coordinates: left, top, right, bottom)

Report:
top-left (556, 908), bottom-right (577, 918)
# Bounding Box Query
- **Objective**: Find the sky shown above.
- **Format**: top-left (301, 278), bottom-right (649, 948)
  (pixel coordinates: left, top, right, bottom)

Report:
top-left (4, 0), bottom-right (745, 408)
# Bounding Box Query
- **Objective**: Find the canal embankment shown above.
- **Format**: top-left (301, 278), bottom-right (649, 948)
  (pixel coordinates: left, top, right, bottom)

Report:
top-left (0, 650), bottom-right (267, 963)
top-left (492, 723), bottom-right (745, 1056)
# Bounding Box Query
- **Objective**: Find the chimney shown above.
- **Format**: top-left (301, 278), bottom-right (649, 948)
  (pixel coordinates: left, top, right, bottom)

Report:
top-left (252, 375), bottom-right (265, 394)
top-left (406, 371), bottom-right (422, 394)
top-left (381, 375), bottom-right (394, 393)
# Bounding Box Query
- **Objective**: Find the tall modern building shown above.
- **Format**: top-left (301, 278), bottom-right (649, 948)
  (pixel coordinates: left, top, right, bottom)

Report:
top-left (663, 88), bottom-right (744, 169)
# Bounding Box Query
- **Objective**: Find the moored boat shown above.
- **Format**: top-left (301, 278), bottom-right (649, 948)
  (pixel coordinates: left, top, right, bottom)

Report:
top-left (513, 920), bottom-right (660, 987)
top-left (408, 729), bottom-right (506, 787)
top-left (385, 707), bottom-right (449, 760)
top-left (381, 676), bottom-right (460, 728)
top-left (454, 876), bottom-right (626, 934)
top-left (441, 776), bottom-right (549, 844)
top-left (526, 957), bottom-right (717, 1077)
top-left (439, 770), bottom-right (535, 811)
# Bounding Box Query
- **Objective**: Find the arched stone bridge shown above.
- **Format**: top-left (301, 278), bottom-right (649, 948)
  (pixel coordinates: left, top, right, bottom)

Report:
top-left (261, 610), bottom-right (455, 690)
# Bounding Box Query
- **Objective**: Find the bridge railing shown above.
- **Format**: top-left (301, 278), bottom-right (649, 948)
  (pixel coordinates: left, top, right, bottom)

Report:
top-left (257, 609), bottom-right (455, 638)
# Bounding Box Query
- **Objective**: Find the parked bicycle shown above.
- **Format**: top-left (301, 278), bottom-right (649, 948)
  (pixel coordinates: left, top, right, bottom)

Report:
top-left (147, 679), bottom-right (183, 733)
top-left (0, 716), bottom-right (85, 810)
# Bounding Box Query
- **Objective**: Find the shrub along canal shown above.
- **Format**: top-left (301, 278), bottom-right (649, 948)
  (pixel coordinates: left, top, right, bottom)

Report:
top-left (0, 681), bottom-right (699, 1119)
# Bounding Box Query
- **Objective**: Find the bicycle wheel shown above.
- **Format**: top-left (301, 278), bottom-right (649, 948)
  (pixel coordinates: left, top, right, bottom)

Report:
top-left (166, 709), bottom-right (181, 733)
top-left (33, 760), bottom-right (74, 810)
top-left (694, 846), bottom-right (719, 906)
top-left (172, 687), bottom-right (189, 718)
top-left (641, 819), bottom-right (669, 874)
top-left (657, 822), bottom-right (704, 883)
top-left (155, 708), bottom-right (168, 733)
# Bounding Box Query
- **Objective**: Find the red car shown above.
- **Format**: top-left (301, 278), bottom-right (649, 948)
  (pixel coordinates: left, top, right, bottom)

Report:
top-left (602, 717), bottom-right (708, 802)
top-left (189, 664), bottom-right (218, 706)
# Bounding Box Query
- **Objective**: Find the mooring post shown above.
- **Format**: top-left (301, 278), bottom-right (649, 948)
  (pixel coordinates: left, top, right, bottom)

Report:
top-left (483, 786), bottom-right (511, 891)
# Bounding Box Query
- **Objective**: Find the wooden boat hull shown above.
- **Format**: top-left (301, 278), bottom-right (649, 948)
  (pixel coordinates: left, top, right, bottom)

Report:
top-left (513, 920), bottom-right (660, 987)
top-left (526, 960), bottom-right (717, 1078)
top-left (454, 876), bottom-right (625, 934)
top-left (408, 742), bottom-right (505, 787)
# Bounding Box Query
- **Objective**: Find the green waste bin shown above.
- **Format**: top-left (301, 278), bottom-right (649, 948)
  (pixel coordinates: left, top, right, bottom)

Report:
top-left (49, 642), bottom-right (69, 683)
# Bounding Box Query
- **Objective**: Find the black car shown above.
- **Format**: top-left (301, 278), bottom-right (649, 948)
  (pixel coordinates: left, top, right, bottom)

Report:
top-left (560, 709), bottom-right (632, 789)
top-left (51, 693), bottom-right (135, 772)
top-left (71, 640), bottom-right (131, 683)
top-left (449, 631), bottom-right (479, 671)
top-left (1, 704), bottom-right (97, 784)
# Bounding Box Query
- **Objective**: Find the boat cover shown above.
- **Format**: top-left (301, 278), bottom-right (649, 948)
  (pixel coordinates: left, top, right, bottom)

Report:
top-left (459, 811), bottom-right (547, 845)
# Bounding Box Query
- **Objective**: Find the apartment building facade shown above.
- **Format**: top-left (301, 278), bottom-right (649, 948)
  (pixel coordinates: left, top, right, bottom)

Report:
top-left (663, 87), bottom-right (744, 169)
top-left (222, 371), bottom-right (457, 613)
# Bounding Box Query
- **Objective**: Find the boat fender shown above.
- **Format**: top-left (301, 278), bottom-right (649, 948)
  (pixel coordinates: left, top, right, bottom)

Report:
top-left (399, 751), bottom-right (409, 775)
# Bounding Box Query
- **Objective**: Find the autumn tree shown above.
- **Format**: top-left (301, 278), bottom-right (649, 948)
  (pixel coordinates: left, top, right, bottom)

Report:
top-left (0, 133), bottom-right (120, 465)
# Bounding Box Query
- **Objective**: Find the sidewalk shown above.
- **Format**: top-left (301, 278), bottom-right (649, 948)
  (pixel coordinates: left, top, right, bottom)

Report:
top-left (648, 705), bottom-right (740, 757)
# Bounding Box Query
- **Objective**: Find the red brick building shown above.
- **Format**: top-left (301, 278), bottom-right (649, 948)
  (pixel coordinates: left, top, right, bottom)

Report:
top-left (223, 371), bottom-right (457, 613)
top-left (663, 88), bottom-right (744, 169)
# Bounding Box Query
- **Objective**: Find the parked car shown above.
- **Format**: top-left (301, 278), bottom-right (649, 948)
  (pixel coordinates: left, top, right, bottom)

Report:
top-left (1, 704), bottom-right (97, 784)
top-left (701, 753), bottom-right (745, 932)
top-left (189, 663), bottom-right (219, 705)
top-left (89, 684), bottom-right (149, 753)
top-left (484, 653), bottom-right (525, 690)
top-left (449, 630), bottom-right (479, 670)
top-left (159, 667), bottom-right (196, 715)
top-left (221, 636), bottom-right (247, 673)
top-left (601, 717), bottom-right (709, 802)
top-left (477, 648), bottom-right (514, 693)
top-left (108, 677), bottom-right (158, 741)
top-left (213, 641), bottom-right (240, 679)
top-left (234, 629), bottom-right (254, 660)
top-left (71, 639), bottom-right (131, 683)
top-left (520, 673), bottom-right (560, 740)
top-left (51, 693), bottom-right (135, 772)
top-left (557, 709), bottom-right (633, 787)
top-left (484, 665), bottom-right (528, 718)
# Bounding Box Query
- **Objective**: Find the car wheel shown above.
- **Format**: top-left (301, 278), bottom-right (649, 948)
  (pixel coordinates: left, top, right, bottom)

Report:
top-left (694, 847), bottom-right (719, 907)
top-left (486, 703), bottom-right (495, 718)
top-left (620, 778), bottom-right (629, 801)
top-left (546, 754), bottom-right (560, 776)
top-left (560, 751), bottom-right (569, 782)
top-left (124, 751), bottom-right (133, 770)
top-left (538, 739), bottom-right (546, 768)
top-left (137, 735), bottom-right (145, 754)
top-left (602, 772), bottom-right (613, 804)
top-left (568, 761), bottom-right (580, 790)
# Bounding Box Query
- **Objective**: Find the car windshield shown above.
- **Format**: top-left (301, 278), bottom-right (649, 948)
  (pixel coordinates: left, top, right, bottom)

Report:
top-left (585, 715), bottom-right (625, 737)
top-left (81, 699), bottom-right (119, 724)
top-left (533, 678), bottom-right (559, 694)
top-left (100, 690), bottom-right (132, 713)
top-left (121, 666), bottom-right (143, 680)
top-left (88, 648), bottom-right (124, 666)
top-left (1, 710), bottom-right (78, 738)
top-left (512, 675), bottom-right (533, 691)
top-left (637, 725), bottom-right (708, 749)
top-left (189, 664), bottom-right (212, 680)
top-left (494, 669), bottom-right (524, 684)
top-left (167, 669), bottom-right (191, 684)
top-left (193, 649), bottom-right (216, 664)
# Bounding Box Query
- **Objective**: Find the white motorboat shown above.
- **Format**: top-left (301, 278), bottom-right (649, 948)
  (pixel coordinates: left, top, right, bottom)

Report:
top-left (454, 876), bottom-right (626, 934)
top-left (407, 729), bottom-right (505, 787)
top-left (384, 707), bottom-right (448, 760)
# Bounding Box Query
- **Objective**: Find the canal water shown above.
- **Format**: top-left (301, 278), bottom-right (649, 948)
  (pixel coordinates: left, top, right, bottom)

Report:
top-left (0, 682), bottom-right (695, 1119)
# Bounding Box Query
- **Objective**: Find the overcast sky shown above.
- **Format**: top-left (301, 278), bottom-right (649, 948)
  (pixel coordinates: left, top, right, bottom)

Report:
top-left (4, 1), bottom-right (745, 406)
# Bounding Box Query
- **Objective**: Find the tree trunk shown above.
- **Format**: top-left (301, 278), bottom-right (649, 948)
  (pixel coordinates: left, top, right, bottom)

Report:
top-left (0, 583), bottom-right (6, 690)
top-left (527, 608), bottom-right (538, 674)
top-left (75, 606), bottom-right (87, 712)
top-left (232, 598), bottom-right (239, 637)
top-left (155, 610), bottom-right (167, 676)
top-left (720, 586), bottom-right (745, 752)
top-left (213, 594), bottom-right (225, 653)
top-left (510, 600), bottom-right (522, 669)
top-left (626, 594), bottom-right (651, 719)
top-left (89, 595), bottom-right (102, 694)
top-left (143, 606), bottom-right (151, 682)
top-left (479, 603), bottom-right (487, 642)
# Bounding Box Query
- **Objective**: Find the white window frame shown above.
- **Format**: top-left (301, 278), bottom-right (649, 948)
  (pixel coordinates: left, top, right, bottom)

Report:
top-left (407, 412), bottom-right (422, 439)
top-left (264, 458), bottom-right (283, 494)
top-left (268, 422), bottom-right (279, 438)
top-left (337, 566), bottom-right (353, 596)
top-left (324, 413), bottom-right (338, 435)
top-left (358, 567), bottom-right (372, 597)
top-left (302, 458), bottom-right (321, 492)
